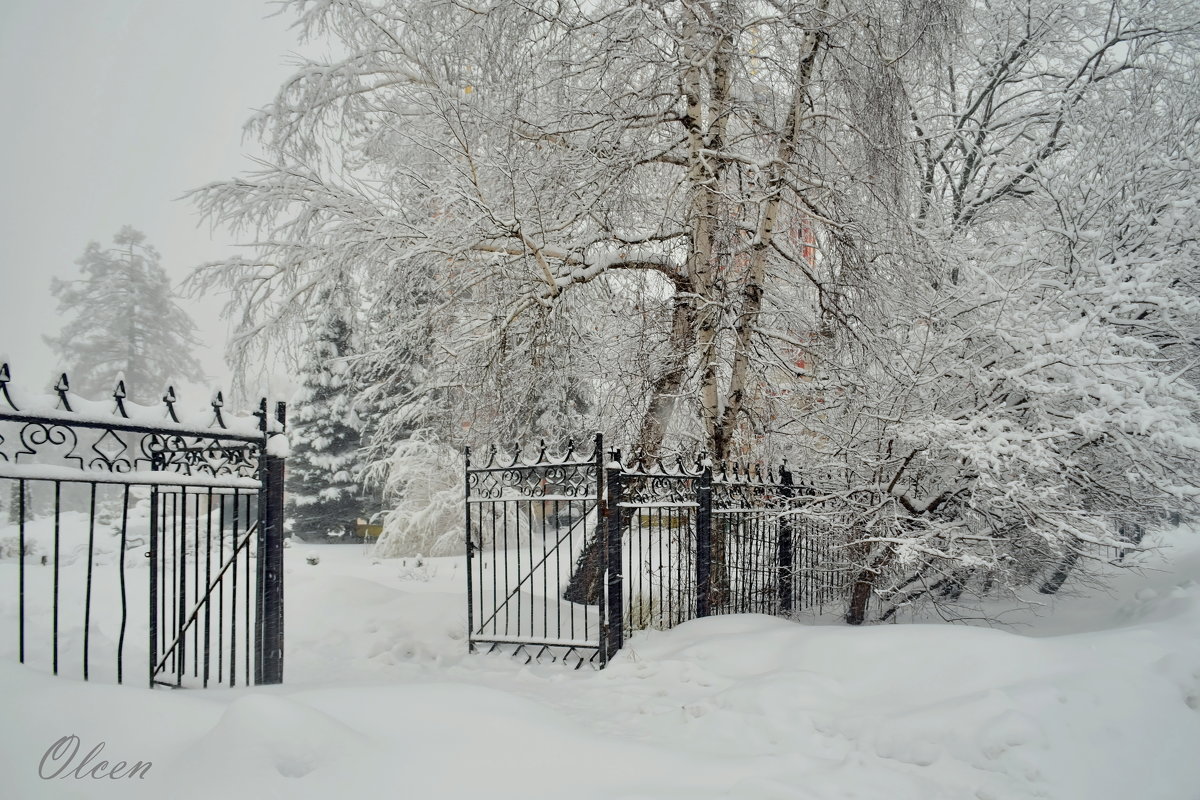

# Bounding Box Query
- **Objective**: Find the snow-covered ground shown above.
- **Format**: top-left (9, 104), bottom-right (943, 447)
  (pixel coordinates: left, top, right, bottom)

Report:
top-left (2, 524), bottom-right (1199, 799)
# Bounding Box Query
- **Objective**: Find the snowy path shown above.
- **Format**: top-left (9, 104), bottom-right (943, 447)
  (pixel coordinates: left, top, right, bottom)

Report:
top-left (2, 530), bottom-right (1200, 799)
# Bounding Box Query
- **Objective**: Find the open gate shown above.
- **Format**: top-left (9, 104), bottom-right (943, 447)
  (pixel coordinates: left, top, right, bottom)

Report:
top-left (0, 364), bottom-right (286, 688)
top-left (465, 434), bottom-right (850, 668)
top-left (464, 436), bottom-right (609, 667)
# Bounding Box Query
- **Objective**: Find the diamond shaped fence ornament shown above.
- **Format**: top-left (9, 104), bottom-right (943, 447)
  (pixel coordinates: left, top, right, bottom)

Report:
top-left (91, 429), bottom-right (128, 469)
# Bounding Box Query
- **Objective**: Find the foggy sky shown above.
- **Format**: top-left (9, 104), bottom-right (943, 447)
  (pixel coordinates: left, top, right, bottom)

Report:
top-left (0, 1), bottom-right (305, 407)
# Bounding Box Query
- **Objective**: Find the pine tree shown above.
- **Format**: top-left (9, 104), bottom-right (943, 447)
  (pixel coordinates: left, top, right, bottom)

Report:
top-left (286, 293), bottom-right (381, 541)
top-left (47, 226), bottom-right (203, 403)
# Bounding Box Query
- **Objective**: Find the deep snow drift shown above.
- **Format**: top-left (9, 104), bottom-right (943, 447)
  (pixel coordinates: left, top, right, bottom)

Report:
top-left (2, 526), bottom-right (1199, 799)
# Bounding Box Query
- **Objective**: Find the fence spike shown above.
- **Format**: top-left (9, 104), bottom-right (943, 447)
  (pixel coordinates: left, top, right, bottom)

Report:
top-left (112, 379), bottom-right (129, 418)
top-left (211, 390), bottom-right (226, 429)
top-left (162, 386), bottom-right (179, 422)
top-left (564, 438), bottom-right (575, 462)
top-left (507, 442), bottom-right (521, 468)
top-left (485, 443), bottom-right (498, 468)
top-left (0, 362), bottom-right (15, 411)
top-left (54, 373), bottom-right (73, 412)
top-left (537, 439), bottom-right (548, 462)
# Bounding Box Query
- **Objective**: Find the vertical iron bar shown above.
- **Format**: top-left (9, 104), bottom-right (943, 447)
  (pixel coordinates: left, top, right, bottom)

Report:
top-left (84, 484), bottom-right (96, 680)
top-left (464, 447), bottom-right (474, 653)
top-left (778, 469), bottom-right (795, 615)
top-left (230, 490), bottom-right (239, 687)
top-left (117, 485), bottom-right (129, 685)
top-left (603, 457), bottom-right (623, 663)
top-left (149, 483), bottom-right (159, 688)
top-left (18, 479), bottom-right (25, 664)
top-left (193, 491), bottom-right (199, 678)
top-left (695, 466), bottom-right (713, 619)
top-left (218, 493), bottom-right (226, 685)
top-left (177, 489), bottom-right (186, 687)
top-left (204, 488), bottom-right (213, 687)
top-left (244, 492), bottom-right (251, 685)
top-left (53, 481), bottom-right (60, 675)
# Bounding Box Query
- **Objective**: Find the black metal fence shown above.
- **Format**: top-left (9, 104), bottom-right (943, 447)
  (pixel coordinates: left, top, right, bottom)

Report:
top-left (464, 435), bottom-right (850, 667)
top-left (0, 365), bottom-right (286, 688)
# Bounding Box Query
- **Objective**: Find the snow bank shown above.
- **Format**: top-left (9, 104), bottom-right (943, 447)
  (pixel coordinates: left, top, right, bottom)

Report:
top-left (2, 530), bottom-right (1198, 799)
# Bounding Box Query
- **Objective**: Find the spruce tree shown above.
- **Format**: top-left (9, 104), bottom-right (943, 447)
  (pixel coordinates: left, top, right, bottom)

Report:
top-left (286, 293), bottom-right (381, 541)
top-left (47, 226), bottom-right (203, 403)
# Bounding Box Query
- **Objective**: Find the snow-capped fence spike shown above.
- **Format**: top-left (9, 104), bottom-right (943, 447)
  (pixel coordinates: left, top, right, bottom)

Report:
top-left (563, 438), bottom-right (575, 462)
top-left (162, 386), bottom-right (179, 423)
top-left (0, 362), bottom-right (16, 411)
top-left (507, 442), bottom-right (521, 468)
top-left (112, 379), bottom-right (128, 418)
top-left (537, 439), bottom-right (548, 462)
top-left (55, 373), bottom-right (73, 412)
top-left (211, 390), bottom-right (226, 429)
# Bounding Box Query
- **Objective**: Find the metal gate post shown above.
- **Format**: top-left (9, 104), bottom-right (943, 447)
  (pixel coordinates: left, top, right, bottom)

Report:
top-left (777, 467), bottom-right (795, 615)
top-left (148, 475), bottom-right (159, 688)
top-left (464, 445), bottom-right (474, 654)
top-left (602, 446), bottom-right (623, 664)
top-left (256, 401), bottom-right (286, 685)
top-left (695, 463), bottom-right (714, 618)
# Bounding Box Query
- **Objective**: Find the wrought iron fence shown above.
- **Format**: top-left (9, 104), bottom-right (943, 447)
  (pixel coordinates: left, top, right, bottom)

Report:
top-left (0, 364), bottom-right (286, 688)
top-left (464, 434), bottom-right (851, 667)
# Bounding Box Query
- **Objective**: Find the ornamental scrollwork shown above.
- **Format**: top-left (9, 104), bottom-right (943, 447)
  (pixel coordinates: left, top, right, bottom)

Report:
top-left (468, 461), bottom-right (598, 500)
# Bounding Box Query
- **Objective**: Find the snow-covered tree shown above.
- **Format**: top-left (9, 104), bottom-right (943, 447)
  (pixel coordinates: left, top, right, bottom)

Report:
top-left (286, 288), bottom-right (381, 541)
top-left (191, 0), bottom-right (1200, 617)
top-left (47, 226), bottom-right (203, 403)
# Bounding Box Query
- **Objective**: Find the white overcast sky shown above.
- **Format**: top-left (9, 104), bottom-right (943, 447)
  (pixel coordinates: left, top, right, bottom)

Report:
top-left (0, 1), bottom-right (308, 404)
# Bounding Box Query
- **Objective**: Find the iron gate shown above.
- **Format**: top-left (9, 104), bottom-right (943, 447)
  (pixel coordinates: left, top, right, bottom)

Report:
top-left (465, 434), bottom-right (849, 667)
top-left (464, 437), bottom-right (608, 667)
top-left (0, 364), bottom-right (286, 688)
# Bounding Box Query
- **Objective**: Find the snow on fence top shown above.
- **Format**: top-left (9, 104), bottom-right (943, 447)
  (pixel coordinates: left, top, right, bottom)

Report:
top-left (0, 363), bottom-right (282, 440)
top-left (0, 363), bottom-right (287, 486)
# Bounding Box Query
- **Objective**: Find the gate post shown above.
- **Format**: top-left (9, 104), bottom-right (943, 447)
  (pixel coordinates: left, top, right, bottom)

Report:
top-left (148, 473), bottom-right (159, 688)
top-left (256, 401), bottom-right (286, 685)
top-left (464, 445), bottom-right (474, 654)
top-left (777, 467), bottom-right (795, 615)
top-left (695, 462), bottom-right (714, 618)
top-left (602, 445), bottom-right (623, 664)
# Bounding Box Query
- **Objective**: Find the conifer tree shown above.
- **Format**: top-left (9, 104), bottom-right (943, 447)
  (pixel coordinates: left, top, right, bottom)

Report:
top-left (48, 226), bottom-right (203, 402)
top-left (286, 292), bottom-right (381, 540)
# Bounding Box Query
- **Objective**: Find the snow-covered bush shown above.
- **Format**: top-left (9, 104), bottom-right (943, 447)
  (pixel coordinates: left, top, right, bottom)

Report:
top-left (373, 436), bottom-right (462, 557)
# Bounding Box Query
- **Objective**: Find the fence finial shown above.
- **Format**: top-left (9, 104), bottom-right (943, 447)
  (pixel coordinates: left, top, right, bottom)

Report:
top-left (537, 439), bottom-right (548, 462)
top-left (0, 362), bottom-right (15, 411)
top-left (162, 386), bottom-right (179, 422)
top-left (564, 438), bottom-right (575, 461)
top-left (55, 373), bottom-right (73, 412)
top-left (211, 390), bottom-right (226, 428)
top-left (113, 379), bottom-right (128, 418)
